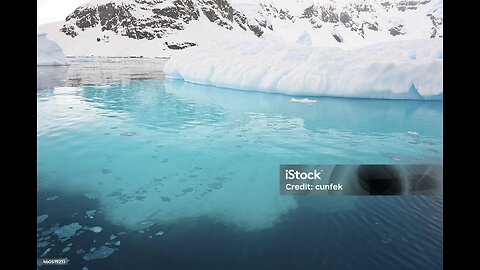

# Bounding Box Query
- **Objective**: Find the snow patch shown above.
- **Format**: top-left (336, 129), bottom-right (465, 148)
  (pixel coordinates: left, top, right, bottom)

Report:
top-left (290, 98), bottom-right (317, 104)
top-left (87, 226), bottom-right (103, 233)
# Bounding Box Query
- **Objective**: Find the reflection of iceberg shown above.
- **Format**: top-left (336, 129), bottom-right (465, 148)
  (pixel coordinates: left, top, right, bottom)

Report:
top-left (37, 65), bottom-right (68, 90)
top-left (37, 33), bottom-right (68, 66)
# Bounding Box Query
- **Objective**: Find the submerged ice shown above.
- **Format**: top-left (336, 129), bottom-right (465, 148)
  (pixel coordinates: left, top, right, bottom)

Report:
top-left (37, 214), bottom-right (48, 224)
top-left (82, 246), bottom-right (115, 261)
top-left (37, 78), bottom-right (441, 233)
top-left (164, 38), bottom-right (442, 100)
top-left (54, 223), bottom-right (82, 239)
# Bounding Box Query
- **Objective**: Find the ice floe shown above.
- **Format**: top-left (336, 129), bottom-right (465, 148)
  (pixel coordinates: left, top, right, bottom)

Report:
top-left (82, 246), bottom-right (115, 261)
top-left (37, 214), bottom-right (48, 224)
top-left (54, 223), bottom-right (82, 240)
top-left (87, 226), bottom-right (103, 233)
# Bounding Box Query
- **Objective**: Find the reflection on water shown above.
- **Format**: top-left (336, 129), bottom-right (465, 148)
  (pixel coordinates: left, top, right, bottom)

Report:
top-left (37, 57), bottom-right (168, 89)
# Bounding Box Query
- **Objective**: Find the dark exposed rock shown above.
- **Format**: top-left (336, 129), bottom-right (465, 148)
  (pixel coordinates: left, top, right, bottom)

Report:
top-left (332, 34), bottom-right (343, 43)
top-left (301, 5), bottom-right (317, 19)
top-left (389, 25), bottom-right (405, 36)
top-left (248, 24), bottom-right (263, 37)
top-left (61, 25), bottom-right (78, 37)
top-left (153, 7), bottom-right (180, 19)
top-left (339, 12), bottom-right (351, 25)
top-left (165, 41), bottom-right (197, 50)
top-left (366, 22), bottom-right (378, 31)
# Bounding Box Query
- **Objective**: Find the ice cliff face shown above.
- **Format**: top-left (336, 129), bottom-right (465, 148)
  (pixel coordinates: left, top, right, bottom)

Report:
top-left (37, 33), bottom-right (69, 66)
top-left (164, 38), bottom-right (443, 100)
top-left (39, 0), bottom-right (443, 56)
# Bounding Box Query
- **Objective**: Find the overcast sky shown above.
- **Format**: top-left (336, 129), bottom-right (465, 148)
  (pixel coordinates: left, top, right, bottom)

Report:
top-left (38, 0), bottom-right (91, 25)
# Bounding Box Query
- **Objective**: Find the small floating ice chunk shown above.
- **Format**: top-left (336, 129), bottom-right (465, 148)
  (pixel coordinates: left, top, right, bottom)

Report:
top-left (137, 220), bottom-right (155, 230)
top-left (83, 192), bottom-right (99, 199)
top-left (54, 223), bottom-right (82, 239)
top-left (41, 247), bottom-right (52, 257)
top-left (109, 235), bottom-right (117, 241)
top-left (290, 98), bottom-right (317, 104)
top-left (120, 131), bottom-right (136, 136)
top-left (41, 225), bottom-right (59, 236)
top-left (46, 195), bottom-right (59, 201)
top-left (154, 231), bottom-right (164, 236)
top-left (381, 238), bottom-right (392, 244)
top-left (37, 214), bottom-right (48, 224)
top-left (77, 248), bottom-right (85, 255)
top-left (83, 267), bottom-right (89, 270)
top-left (88, 226), bottom-right (103, 233)
top-left (95, 85), bottom-right (111, 89)
top-left (86, 210), bottom-right (97, 219)
top-left (62, 246), bottom-right (71, 253)
top-left (82, 246), bottom-right (115, 261)
top-left (37, 241), bottom-right (49, 247)
top-left (407, 131), bottom-right (420, 136)
top-left (115, 241), bottom-right (121, 246)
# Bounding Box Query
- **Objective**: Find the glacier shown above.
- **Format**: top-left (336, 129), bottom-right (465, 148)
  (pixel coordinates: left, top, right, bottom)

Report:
top-left (164, 38), bottom-right (443, 100)
top-left (37, 33), bottom-right (68, 66)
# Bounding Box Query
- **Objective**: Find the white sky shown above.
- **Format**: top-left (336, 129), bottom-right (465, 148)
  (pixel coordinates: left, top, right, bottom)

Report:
top-left (38, 0), bottom-right (91, 25)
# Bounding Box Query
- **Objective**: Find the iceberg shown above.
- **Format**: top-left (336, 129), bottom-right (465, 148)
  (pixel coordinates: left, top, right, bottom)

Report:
top-left (164, 38), bottom-right (443, 100)
top-left (37, 33), bottom-right (68, 66)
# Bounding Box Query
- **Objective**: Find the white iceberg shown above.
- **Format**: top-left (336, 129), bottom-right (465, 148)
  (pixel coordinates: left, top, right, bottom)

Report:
top-left (164, 38), bottom-right (443, 100)
top-left (37, 33), bottom-right (68, 66)
top-left (290, 98), bottom-right (317, 104)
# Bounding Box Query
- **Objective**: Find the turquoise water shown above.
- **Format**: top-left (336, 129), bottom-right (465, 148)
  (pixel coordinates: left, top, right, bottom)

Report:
top-left (37, 67), bottom-right (442, 269)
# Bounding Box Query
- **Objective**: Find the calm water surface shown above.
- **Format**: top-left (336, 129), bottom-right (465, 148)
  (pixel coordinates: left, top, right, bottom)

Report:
top-left (37, 58), bottom-right (442, 270)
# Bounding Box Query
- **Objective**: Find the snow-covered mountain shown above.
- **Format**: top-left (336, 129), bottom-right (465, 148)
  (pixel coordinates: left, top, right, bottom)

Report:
top-left (38, 0), bottom-right (443, 57)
